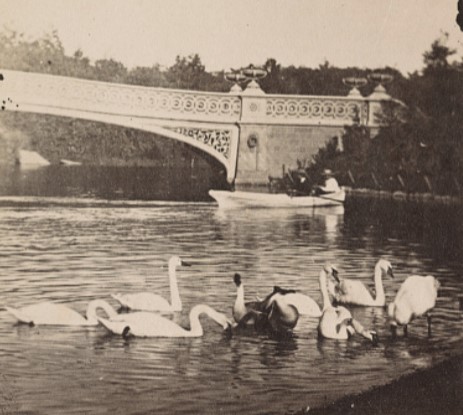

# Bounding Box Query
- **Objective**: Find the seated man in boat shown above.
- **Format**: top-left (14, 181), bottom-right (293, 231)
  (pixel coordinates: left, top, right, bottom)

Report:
top-left (293, 169), bottom-right (312, 194)
top-left (312, 169), bottom-right (341, 195)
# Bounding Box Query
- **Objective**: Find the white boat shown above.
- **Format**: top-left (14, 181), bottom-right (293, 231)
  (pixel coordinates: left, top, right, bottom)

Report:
top-left (208, 189), bottom-right (346, 209)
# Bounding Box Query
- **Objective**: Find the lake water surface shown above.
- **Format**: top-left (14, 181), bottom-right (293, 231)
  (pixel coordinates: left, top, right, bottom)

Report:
top-left (0, 165), bottom-right (462, 415)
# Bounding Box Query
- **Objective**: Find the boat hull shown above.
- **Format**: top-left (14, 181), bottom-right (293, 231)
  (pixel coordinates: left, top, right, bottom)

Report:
top-left (209, 189), bottom-right (346, 209)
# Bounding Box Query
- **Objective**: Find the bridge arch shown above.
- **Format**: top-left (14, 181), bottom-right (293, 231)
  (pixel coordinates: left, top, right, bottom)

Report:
top-left (0, 70), bottom-right (240, 182)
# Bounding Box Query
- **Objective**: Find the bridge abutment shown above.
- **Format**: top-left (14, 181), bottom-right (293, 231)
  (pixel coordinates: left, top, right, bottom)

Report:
top-left (235, 124), bottom-right (344, 184)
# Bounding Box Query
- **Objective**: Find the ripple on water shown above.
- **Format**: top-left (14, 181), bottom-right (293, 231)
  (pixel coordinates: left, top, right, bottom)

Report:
top-left (0, 197), bottom-right (462, 414)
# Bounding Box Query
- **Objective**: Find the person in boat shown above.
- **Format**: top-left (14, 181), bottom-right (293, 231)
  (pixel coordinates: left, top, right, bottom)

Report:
top-left (312, 169), bottom-right (340, 195)
top-left (283, 168), bottom-right (311, 195)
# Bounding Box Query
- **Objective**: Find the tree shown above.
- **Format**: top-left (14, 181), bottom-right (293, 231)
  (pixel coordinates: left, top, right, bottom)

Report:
top-left (166, 54), bottom-right (206, 90)
top-left (125, 65), bottom-right (166, 87)
top-left (94, 59), bottom-right (128, 83)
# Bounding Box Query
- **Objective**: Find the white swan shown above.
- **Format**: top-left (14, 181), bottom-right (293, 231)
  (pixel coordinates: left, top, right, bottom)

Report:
top-left (318, 264), bottom-right (377, 342)
top-left (98, 304), bottom-right (232, 338)
top-left (233, 272), bottom-right (320, 322)
top-left (279, 290), bottom-right (321, 317)
top-left (232, 274), bottom-right (299, 332)
top-left (111, 255), bottom-right (190, 312)
top-left (265, 292), bottom-right (299, 335)
top-left (388, 275), bottom-right (440, 336)
top-left (232, 273), bottom-right (266, 325)
top-left (4, 299), bottom-right (117, 326)
top-left (328, 259), bottom-right (394, 307)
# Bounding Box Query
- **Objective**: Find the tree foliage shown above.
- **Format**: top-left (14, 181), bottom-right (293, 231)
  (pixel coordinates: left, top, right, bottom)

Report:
top-left (308, 36), bottom-right (463, 195)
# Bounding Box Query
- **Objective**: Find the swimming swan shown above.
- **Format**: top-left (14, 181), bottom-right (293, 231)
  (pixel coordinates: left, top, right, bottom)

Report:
top-left (279, 292), bottom-right (321, 317)
top-left (111, 256), bottom-right (190, 312)
top-left (264, 292), bottom-right (299, 335)
top-left (388, 275), bottom-right (440, 336)
top-left (232, 274), bottom-right (299, 332)
top-left (328, 259), bottom-right (394, 307)
top-left (271, 286), bottom-right (321, 317)
top-left (4, 299), bottom-right (117, 326)
top-left (318, 264), bottom-right (377, 342)
top-left (97, 304), bottom-right (232, 338)
top-left (232, 273), bottom-right (268, 325)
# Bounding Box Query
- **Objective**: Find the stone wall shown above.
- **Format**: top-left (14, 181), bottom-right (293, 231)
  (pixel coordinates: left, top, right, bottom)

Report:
top-left (236, 124), bottom-right (344, 184)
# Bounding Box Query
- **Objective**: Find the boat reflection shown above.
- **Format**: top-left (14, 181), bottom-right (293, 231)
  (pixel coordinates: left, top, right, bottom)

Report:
top-left (213, 205), bottom-right (344, 245)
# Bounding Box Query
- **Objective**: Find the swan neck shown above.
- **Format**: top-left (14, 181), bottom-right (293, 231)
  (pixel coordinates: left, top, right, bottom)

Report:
top-left (86, 300), bottom-right (117, 323)
top-left (373, 264), bottom-right (385, 301)
top-left (235, 284), bottom-right (244, 305)
top-left (169, 263), bottom-right (182, 310)
top-left (188, 305), bottom-right (209, 336)
top-left (319, 270), bottom-right (332, 310)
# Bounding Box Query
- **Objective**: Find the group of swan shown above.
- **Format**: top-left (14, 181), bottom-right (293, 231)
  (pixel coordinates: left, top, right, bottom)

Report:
top-left (232, 259), bottom-right (440, 340)
top-left (4, 256), bottom-right (232, 338)
top-left (232, 264), bottom-right (377, 341)
top-left (327, 259), bottom-right (439, 336)
top-left (4, 256), bottom-right (440, 339)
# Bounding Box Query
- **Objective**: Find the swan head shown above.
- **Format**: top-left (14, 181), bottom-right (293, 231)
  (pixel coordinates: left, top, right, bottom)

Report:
top-left (215, 313), bottom-right (234, 331)
top-left (323, 263), bottom-right (339, 283)
top-left (169, 256), bottom-right (191, 268)
top-left (233, 273), bottom-right (242, 287)
top-left (377, 259), bottom-right (394, 278)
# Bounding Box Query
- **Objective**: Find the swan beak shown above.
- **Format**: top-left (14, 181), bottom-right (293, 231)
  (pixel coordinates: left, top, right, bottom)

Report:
top-left (388, 267), bottom-right (394, 278)
top-left (332, 267), bottom-right (340, 283)
top-left (181, 260), bottom-right (192, 267)
top-left (370, 331), bottom-right (379, 345)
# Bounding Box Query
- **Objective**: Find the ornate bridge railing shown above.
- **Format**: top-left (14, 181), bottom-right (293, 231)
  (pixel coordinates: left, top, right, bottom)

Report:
top-left (240, 94), bottom-right (370, 125)
top-left (0, 69), bottom-right (242, 123)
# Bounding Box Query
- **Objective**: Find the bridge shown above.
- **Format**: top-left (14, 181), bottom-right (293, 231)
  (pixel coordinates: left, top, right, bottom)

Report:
top-left (0, 69), bottom-right (391, 184)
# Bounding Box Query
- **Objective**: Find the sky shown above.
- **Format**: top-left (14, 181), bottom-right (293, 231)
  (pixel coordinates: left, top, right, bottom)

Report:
top-left (1, 0), bottom-right (462, 74)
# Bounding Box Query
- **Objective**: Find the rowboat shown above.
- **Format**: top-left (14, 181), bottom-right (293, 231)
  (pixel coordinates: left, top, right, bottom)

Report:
top-left (208, 189), bottom-right (346, 209)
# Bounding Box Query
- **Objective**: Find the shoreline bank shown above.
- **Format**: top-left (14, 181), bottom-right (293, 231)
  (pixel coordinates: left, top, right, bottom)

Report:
top-left (299, 353), bottom-right (463, 415)
top-left (346, 187), bottom-right (462, 206)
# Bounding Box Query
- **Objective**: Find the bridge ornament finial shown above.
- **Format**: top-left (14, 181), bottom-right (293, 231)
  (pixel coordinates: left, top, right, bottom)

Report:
top-left (225, 71), bottom-right (247, 94)
top-left (241, 65), bottom-right (267, 95)
top-left (342, 77), bottom-right (368, 97)
top-left (367, 73), bottom-right (393, 100)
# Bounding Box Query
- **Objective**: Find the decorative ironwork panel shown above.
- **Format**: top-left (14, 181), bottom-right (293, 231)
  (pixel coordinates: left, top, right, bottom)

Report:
top-left (167, 127), bottom-right (232, 159)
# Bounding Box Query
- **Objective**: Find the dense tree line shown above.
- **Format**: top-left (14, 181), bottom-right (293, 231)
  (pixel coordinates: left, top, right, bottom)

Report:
top-left (306, 36), bottom-right (463, 196)
top-left (0, 29), bottom-right (461, 195)
top-left (0, 28), bottom-right (404, 95)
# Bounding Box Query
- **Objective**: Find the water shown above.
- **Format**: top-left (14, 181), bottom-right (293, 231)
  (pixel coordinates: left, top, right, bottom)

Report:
top-left (0, 165), bottom-right (462, 415)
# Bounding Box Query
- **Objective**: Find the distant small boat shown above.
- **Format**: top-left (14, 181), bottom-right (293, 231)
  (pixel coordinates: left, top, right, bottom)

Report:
top-left (208, 189), bottom-right (346, 209)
